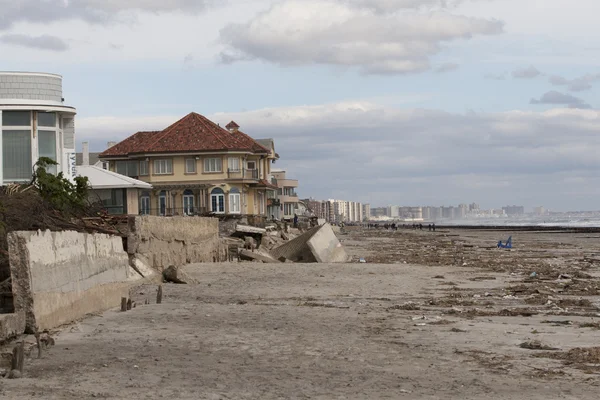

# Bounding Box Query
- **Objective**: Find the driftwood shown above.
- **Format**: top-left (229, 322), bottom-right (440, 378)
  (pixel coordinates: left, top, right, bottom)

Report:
top-left (127, 298), bottom-right (132, 310)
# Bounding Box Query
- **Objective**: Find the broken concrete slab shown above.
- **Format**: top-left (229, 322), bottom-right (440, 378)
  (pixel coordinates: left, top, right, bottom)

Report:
top-left (9, 230), bottom-right (136, 333)
top-left (0, 313), bottom-right (25, 342)
top-left (236, 224), bottom-right (266, 235)
top-left (306, 223), bottom-right (350, 263)
top-left (269, 223), bottom-right (348, 263)
top-left (239, 250), bottom-right (281, 264)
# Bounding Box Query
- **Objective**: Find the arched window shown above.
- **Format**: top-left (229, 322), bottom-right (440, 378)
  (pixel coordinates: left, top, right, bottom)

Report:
top-left (229, 187), bottom-right (241, 214)
top-left (140, 191), bottom-right (150, 215)
top-left (158, 190), bottom-right (167, 216)
top-left (210, 187), bottom-right (225, 214)
top-left (183, 189), bottom-right (195, 216)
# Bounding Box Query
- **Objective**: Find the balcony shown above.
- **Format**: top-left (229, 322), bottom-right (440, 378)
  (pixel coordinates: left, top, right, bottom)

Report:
top-left (227, 168), bottom-right (259, 180)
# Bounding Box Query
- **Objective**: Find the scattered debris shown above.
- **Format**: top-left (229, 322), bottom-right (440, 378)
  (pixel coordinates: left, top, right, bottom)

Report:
top-left (519, 341), bottom-right (559, 351)
top-left (163, 265), bottom-right (188, 284)
top-left (387, 302), bottom-right (420, 311)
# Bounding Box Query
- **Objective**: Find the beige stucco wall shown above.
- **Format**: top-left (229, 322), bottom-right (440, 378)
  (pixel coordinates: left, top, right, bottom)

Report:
top-left (8, 230), bottom-right (136, 332)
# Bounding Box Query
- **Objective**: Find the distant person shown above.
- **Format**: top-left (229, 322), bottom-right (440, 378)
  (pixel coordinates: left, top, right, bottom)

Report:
top-left (428, 224), bottom-right (432, 231)
top-left (433, 223), bottom-right (436, 232)
top-left (419, 224), bottom-right (423, 230)
top-left (293, 214), bottom-right (298, 228)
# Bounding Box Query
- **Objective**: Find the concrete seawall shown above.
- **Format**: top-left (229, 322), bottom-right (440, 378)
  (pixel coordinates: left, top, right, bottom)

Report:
top-left (8, 230), bottom-right (134, 332)
top-left (128, 216), bottom-right (226, 271)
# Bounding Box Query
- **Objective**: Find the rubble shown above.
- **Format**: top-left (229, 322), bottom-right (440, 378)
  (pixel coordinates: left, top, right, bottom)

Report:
top-left (239, 250), bottom-right (280, 264)
top-left (225, 222), bottom-right (348, 264)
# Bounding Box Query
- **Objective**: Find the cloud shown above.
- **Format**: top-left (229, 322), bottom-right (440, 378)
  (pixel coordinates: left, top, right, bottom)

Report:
top-left (0, 34), bottom-right (69, 51)
top-left (0, 0), bottom-right (212, 30)
top-left (435, 62), bottom-right (459, 73)
top-left (530, 90), bottom-right (591, 109)
top-left (549, 73), bottom-right (600, 92)
top-left (512, 66), bottom-right (541, 79)
top-left (79, 101), bottom-right (600, 210)
top-left (219, 0), bottom-right (503, 74)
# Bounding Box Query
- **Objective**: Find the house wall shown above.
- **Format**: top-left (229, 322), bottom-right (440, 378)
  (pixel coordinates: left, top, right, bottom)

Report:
top-left (111, 154), bottom-right (269, 184)
top-left (8, 230), bottom-right (135, 332)
top-left (127, 188), bottom-right (139, 215)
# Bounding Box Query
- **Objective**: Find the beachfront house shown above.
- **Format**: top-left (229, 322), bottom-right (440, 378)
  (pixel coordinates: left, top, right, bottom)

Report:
top-left (98, 113), bottom-right (278, 217)
top-left (0, 72), bottom-right (77, 184)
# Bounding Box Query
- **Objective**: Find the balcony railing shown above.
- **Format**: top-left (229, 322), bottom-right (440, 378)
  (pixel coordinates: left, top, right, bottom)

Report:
top-left (140, 207), bottom-right (209, 217)
top-left (227, 168), bottom-right (259, 180)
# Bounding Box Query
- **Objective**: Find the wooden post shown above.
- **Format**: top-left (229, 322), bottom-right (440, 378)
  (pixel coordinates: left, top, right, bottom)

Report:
top-left (121, 297), bottom-right (127, 312)
top-left (157, 285), bottom-right (163, 304)
top-left (18, 341), bottom-right (24, 373)
top-left (11, 345), bottom-right (19, 371)
top-left (34, 331), bottom-right (42, 358)
top-left (127, 298), bottom-right (132, 310)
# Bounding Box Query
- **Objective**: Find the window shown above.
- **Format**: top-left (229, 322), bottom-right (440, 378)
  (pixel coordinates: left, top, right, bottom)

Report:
top-left (116, 160), bottom-right (140, 177)
top-left (183, 189), bottom-right (195, 216)
top-left (158, 191), bottom-right (167, 216)
top-left (96, 189), bottom-right (125, 215)
top-left (3, 130), bottom-right (32, 181)
top-left (140, 192), bottom-right (150, 215)
top-left (247, 161), bottom-right (256, 170)
top-left (228, 157), bottom-right (240, 172)
top-left (204, 158), bottom-right (222, 173)
top-left (284, 203), bottom-right (296, 216)
top-left (284, 187), bottom-right (296, 196)
top-left (139, 160), bottom-right (149, 176)
top-left (38, 130), bottom-right (57, 174)
top-left (38, 112), bottom-right (56, 128)
top-left (229, 188), bottom-right (241, 214)
top-left (185, 159), bottom-right (197, 174)
top-left (2, 111), bottom-right (30, 126)
top-left (154, 159), bottom-right (173, 175)
top-left (210, 188), bottom-right (225, 214)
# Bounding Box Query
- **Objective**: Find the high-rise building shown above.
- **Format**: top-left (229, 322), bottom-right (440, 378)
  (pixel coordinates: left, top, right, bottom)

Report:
top-left (362, 204), bottom-right (371, 221)
top-left (502, 205), bottom-right (525, 216)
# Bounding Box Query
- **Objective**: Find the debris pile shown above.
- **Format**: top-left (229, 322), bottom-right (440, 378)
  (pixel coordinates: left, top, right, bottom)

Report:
top-left (226, 222), bottom-right (349, 264)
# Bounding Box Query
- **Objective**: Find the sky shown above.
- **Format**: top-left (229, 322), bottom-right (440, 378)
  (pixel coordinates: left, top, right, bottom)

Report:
top-left (2, 0), bottom-right (600, 211)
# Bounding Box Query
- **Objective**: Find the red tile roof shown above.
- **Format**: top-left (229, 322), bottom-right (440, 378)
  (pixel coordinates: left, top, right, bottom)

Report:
top-left (100, 113), bottom-right (269, 158)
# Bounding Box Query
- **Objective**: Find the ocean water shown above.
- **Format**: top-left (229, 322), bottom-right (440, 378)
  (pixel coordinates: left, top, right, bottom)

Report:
top-left (442, 216), bottom-right (600, 228)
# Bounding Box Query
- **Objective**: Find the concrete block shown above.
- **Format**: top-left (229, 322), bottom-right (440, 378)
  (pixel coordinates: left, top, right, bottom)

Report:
top-left (239, 250), bottom-right (281, 263)
top-left (8, 230), bottom-right (135, 332)
top-left (306, 223), bottom-right (349, 263)
top-left (128, 216), bottom-right (226, 270)
top-left (0, 312), bottom-right (26, 342)
top-left (270, 223), bottom-right (348, 263)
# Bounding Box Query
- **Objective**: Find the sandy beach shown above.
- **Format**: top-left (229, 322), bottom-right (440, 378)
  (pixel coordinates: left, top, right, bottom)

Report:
top-left (2, 227), bottom-right (600, 399)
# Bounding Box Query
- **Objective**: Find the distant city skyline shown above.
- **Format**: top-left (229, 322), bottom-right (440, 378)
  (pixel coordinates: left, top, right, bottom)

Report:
top-left (3, 0), bottom-right (600, 211)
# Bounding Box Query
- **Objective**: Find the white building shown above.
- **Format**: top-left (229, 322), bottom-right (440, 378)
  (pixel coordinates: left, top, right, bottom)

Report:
top-left (0, 72), bottom-right (77, 184)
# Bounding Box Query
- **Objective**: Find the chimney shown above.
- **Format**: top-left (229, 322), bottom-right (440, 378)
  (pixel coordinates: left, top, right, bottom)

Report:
top-left (82, 142), bottom-right (90, 166)
top-left (226, 121), bottom-right (240, 133)
top-left (107, 141), bottom-right (117, 149)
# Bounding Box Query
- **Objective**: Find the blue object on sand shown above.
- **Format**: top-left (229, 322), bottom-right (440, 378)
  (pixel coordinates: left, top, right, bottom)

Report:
top-left (497, 236), bottom-right (513, 249)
